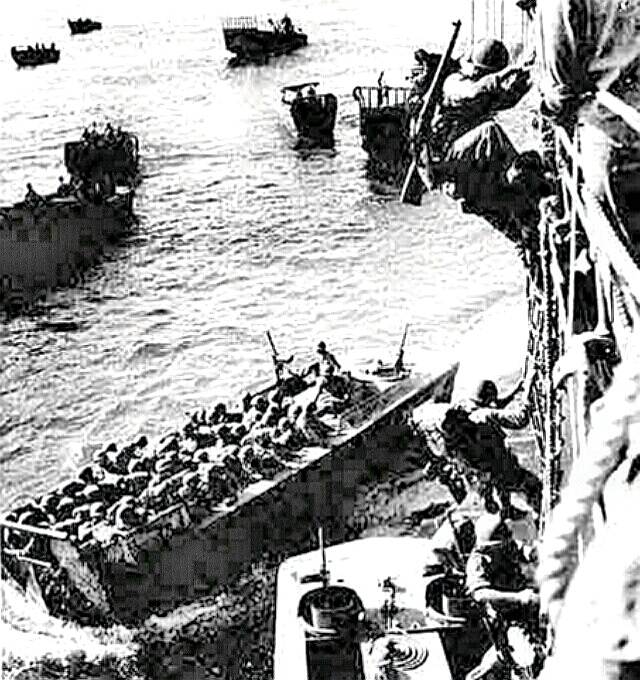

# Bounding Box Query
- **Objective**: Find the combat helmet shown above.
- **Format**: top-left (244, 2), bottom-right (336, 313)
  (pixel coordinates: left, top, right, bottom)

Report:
top-left (467, 38), bottom-right (509, 73)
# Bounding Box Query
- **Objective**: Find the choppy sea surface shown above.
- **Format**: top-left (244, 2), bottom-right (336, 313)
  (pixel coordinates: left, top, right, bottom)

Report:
top-left (0, 0), bottom-right (532, 509)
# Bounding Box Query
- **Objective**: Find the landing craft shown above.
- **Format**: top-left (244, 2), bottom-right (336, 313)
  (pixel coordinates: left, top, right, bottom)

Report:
top-left (11, 45), bottom-right (60, 68)
top-left (281, 82), bottom-right (338, 151)
top-left (222, 15), bottom-right (307, 67)
top-left (0, 188), bottom-right (135, 313)
top-left (64, 128), bottom-right (140, 187)
top-left (68, 19), bottom-right (102, 35)
top-left (0, 346), bottom-right (457, 622)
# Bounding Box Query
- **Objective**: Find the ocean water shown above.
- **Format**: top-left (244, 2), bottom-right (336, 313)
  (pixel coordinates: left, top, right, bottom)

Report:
top-left (0, 0), bottom-right (531, 509)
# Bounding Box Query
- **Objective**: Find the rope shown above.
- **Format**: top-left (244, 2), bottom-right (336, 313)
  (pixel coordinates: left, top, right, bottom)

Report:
top-left (538, 357), bottom-right (640, 626)
top-left (538, 217), bottom-right (562, 535)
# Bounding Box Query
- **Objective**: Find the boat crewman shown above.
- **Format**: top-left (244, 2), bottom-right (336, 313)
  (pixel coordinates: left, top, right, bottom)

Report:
top-left (465, 512), bottom-right (541, 680)
top-left (316, 341), bottom-right (340, 375)
top-left (304, 341), bottom-right (339, 397)
top-left (24, 183), bottom-right (44, 209)
top-left (57, 176), bottom-right (71, 197)
top-left (281, 14), bottom-right (294, 35)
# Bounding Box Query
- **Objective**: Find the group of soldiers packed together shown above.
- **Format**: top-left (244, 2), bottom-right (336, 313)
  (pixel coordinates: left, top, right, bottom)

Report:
top-left (20, 42), bottom-right (57, 56)
top-left (3, 343), bottom-right (358, 548)
top-left (79, 122), bottom-right (129, 150)
top-left (23, 122), bottom-right (132, 210)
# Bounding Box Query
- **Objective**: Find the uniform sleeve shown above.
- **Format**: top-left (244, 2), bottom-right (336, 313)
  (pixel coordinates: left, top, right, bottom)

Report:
top-left (466, 551), bottom-right (493, 594)
top-left (535, 0), bottom-right (595, 119)
top-left (489, 402), bottom-right (531, 430)
top-left (441, 73), bottom-right (499, 111)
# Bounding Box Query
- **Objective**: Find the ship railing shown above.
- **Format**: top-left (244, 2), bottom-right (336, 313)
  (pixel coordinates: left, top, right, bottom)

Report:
top-left (0, 518), bottom-right (69, 568)
top-left (352, 86), bottom-right (413, 112)
top-left (533, 92), bottom-right (640, 543)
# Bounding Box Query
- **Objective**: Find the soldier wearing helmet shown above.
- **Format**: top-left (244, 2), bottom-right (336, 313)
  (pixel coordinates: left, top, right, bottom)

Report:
top-left (427, 38), bottom-right (548, 223)
top-left (441, 373), bottom-right (542, 516)
top-left (464, 512), bottom-right (541, 680)
top-left (429, 38), bottom-right (526, 156)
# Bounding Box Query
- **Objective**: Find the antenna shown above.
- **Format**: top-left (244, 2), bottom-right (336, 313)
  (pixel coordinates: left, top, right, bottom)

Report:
top-left (319, 527), bottom-right (328, 587)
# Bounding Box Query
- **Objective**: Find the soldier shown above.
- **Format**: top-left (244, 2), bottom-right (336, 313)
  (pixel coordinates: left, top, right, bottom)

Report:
top-left (442, 376), bottom-right (542, 515)
top-left (427, 39), bottom-right (549, 219)
top-left (281, 14), bottom-right (294, 35)
top-left (24, 183), bottom-right (44, 210)
top-left (536, 0), bottom-right (640, 252)
top-left (57, 176), bottom-right (71, 197)
top-left (466, 513), bottom-right (541, 680)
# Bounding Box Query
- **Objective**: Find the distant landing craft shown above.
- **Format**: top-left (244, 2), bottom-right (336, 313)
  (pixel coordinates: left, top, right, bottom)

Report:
top-left (222, 15), bottom-right (307, 67)
top-left (68, 19), bottom-right (102, 35)
top-left (281, 82), bottom-right (338, 150)
top-left (11, 45), bottom-right (60, 68)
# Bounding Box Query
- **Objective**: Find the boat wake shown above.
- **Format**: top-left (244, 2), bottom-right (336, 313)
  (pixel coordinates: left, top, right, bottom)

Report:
top-left (0, 574), bottom-right (136, 676)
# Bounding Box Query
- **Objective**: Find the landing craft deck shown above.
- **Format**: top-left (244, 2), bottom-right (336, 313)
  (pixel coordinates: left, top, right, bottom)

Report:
top-left (274, 534), bottom-right (487, 680)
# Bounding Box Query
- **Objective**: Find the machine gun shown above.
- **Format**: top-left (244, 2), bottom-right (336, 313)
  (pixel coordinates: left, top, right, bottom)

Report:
top-left (371, 324), bottom-right (411, 379)
top-left (266, 330), bottom-right (294, 383)
top-left (394, 323), bottom-right (409, 373)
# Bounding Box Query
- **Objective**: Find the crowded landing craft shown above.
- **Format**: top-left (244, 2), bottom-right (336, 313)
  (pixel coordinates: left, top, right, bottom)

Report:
top-left (2, 0), bottom-right (640, 678)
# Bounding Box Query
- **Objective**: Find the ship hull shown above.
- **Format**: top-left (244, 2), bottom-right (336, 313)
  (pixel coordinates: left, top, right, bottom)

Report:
top-left (0, 192), bottom-right (135, 311)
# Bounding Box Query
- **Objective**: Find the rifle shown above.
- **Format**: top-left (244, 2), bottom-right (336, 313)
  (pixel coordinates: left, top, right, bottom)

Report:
top-left (400, 20), bottom-right (462, 205)
top-left (394, 324), bottom-right (410, 373)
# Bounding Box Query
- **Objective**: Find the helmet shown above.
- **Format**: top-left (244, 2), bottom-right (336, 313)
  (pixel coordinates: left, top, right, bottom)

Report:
top-left (471, 379), bottom-right (498, 407)
top-left (468, 38), bottom-right (509, 73)
top-left (414, 48), bottom-right (429, 65)
top-left (317, 341), bottom-right (326, 352)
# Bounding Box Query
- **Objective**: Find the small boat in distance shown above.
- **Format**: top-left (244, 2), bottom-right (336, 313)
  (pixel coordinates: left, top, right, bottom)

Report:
top-left (281, 82), bottom-right (338, 150)
top-left (11, 44), bottom-right (60, 68)
top-left (222, 15), bottom-right (307, 66)
top-left (68, 18), bottom-right (102, 35)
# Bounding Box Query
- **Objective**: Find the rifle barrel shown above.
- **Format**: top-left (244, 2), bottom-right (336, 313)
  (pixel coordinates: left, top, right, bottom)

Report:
top-left (266, 330), bottom-right (278, 357)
